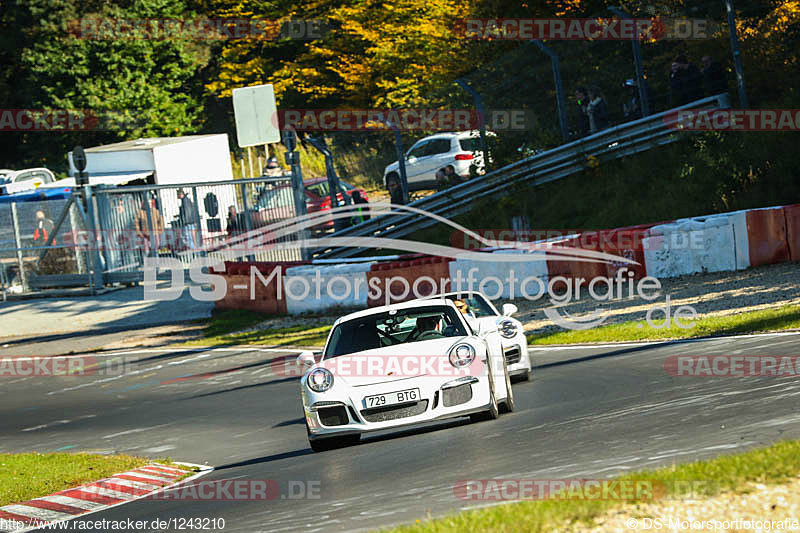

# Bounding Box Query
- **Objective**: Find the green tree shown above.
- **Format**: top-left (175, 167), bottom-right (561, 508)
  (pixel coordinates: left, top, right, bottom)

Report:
top-left (0, 0), bottom-right (209, 172)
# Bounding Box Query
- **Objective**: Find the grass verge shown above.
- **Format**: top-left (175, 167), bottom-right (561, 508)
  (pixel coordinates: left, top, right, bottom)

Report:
top-left (184, 309), bottom-right (331, 347)
top-left (528, 304), bottom-right (800, 345)
top-left (0, 453), bottom-right (192, 507)
top-left (383, 440), bottom-right (800, 533)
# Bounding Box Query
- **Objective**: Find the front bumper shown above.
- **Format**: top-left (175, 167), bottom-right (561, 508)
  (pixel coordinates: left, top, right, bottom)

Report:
top-left (503, 341), bottom-right (532, 376)
top-left (304, 374), bottom-right (492, 439)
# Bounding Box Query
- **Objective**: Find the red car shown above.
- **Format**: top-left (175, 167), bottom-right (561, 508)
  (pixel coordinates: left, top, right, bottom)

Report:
top-left (250, 178), bottom-right (368, 230)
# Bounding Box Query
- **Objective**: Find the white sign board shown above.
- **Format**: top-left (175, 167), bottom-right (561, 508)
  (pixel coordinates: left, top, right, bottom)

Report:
top-left (232, 84), bottom-right (280, 147)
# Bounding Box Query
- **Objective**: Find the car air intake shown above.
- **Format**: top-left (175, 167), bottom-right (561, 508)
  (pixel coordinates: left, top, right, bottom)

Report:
top-left (360, 400), bottom-right (429, 423)
top-left (442, 383), bottom-right (473, 407)
top-left (504, 346), bottom-right (522, 365)
top-left (317, 405), bottom-right (349, 426)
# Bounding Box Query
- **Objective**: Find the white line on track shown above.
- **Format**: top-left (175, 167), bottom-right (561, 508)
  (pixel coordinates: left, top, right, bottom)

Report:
top-left (528, 330), bottom-right (800, 350)
top-left (103, 423), bottom-right (172, 439)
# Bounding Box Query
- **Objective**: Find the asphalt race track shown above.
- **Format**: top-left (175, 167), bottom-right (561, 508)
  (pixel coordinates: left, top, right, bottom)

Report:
top-left (3, 332), bottom-right (800, 532)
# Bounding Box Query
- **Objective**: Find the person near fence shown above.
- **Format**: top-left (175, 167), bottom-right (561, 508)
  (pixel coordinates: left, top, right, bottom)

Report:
top-left (263, 157), bottom-right (285, 177)
top-left (669, 55), bottom-right (703, 106)
top-left (349, 190), bottom-right (371, 226)
top-left (135, 196), bottom-right (164, 256)
top-left (177, 189), bottom-right (198, 250)
top-left (435, 169), bottom-right (449, 192)
top-left (227, 205), bottom-right (246, 236)
top-left (444, 164), bottom-right (464, 183)
top-left (387, 178), bottom-right (404, 204)
top-left (701, 55), bottom-right (727, 96)
top-left (622, 78), bottom-right (651, 120)
top-left (586, 87), bottom-right (610, 134)
top-left (574, 87), bottom-right (590, 138)
top-left (33, 210), bottom-right (55, 245)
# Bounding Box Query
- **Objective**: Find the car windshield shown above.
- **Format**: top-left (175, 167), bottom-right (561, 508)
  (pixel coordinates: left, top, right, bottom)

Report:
top-left (444, 294), bottom-right (496, 318)
top-left (306, 181), bottom-right (354, 197)
top-left (255, 187), bottom-right (294, 209)
top-left (324, 305), bottom-right (468, 358)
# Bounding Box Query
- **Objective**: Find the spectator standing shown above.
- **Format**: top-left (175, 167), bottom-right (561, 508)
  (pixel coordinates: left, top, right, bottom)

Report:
top-left (622, 78), bottom-right (651, 120)
top-left (263, 156), bottom-right (286, 177)
top-left (574, 87), bottom-right (590, 138)
top-left (443, 164), bottom-right (463, 183)
top-left (387, 178), bottom-right (404, 205)
top-left (227, 205), bottom-right (245, 236)
top-left (33, 210), bottom-right (55, 245)
top-left (349, 190), bottom-right (370, 226)
top-left (135, 196), bottom-right (164, 256)
top-left (669, 55), bottom-right (703, 105)
top-left (586, 87), bottom-right (610, 133)
top-left (435, 169), bottom-right (449, 192)
top-left (177, 189), bottom-right (198, 250)
top-left (701, 55), bottom-right (727, 96)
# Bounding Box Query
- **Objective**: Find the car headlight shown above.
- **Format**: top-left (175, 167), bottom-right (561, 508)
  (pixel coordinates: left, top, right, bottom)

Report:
top-left (449, 343), bottom-right (476, 368)
top-left (498, 319), bottom-right (518, 339)
top-left (307, 368), bottom-right (334, 392)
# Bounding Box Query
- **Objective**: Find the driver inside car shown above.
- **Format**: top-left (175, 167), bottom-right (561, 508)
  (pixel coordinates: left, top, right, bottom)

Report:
top-left (408, 315), bottom-right (441, 341)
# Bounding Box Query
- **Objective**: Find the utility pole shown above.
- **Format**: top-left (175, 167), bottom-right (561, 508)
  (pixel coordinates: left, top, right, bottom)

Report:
top-left (725, 0), bottom-right (749, 108)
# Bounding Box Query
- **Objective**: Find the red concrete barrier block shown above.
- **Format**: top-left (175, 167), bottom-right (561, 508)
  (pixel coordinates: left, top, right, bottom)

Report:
top-left (216, 274), bottom-right (251, 311)
top-left (784, 204), bottom-right (800, 262)
top-left (546, 234), bottom-right (608, 292)
top-left (746, 208), bottom-right (789, 267)
top-left (215, 264), bottom-right (290, 315)
top-left (598, 223), bottom-right (657, 280)
top-left (366, 256), bottom-right (453, 307)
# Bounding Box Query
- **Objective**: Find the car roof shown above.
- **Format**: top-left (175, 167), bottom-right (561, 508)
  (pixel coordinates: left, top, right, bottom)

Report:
top-left (304, 177), bottom-right (353, 186)
top-left (333, 298), bottom-right (459, 325)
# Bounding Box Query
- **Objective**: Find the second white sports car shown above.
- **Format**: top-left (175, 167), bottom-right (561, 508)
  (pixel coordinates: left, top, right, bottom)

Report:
top-left (426, 291), bottom-right (532, 382)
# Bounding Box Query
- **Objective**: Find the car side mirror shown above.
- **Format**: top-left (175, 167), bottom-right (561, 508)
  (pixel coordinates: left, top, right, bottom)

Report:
top-left (502, 303), bottom-right (518, 316)
top-left (406, 155), bottom-right (416, 163)
top-left (296, 351), bottom-right (316, 371)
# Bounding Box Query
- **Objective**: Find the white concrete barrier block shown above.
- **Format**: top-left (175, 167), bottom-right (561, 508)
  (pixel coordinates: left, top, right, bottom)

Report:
top-left (643, 234), bottom-right (695, 278)
top-left (284, 263), bottom-right (374, 314)
top-left (448, 251), bottom-right (549, 300)
top-left (726, 210), bottom-right (751, 270)
top-left (644, 220), bottom-right (737, 279)
top-left (689, 224), bottom-right (736, 274)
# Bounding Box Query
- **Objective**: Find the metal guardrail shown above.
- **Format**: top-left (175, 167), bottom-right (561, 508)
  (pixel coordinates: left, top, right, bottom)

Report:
top-left (314, 94), bottom-right (731, 259)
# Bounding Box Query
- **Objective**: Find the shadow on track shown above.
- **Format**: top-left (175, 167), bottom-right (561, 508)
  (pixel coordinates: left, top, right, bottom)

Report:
top-left (532, 339), bottom-right (686, 370)
top-left (215, 448), bottom-right (313, 470)
top-left (179, 376), bottom-right (298, 400)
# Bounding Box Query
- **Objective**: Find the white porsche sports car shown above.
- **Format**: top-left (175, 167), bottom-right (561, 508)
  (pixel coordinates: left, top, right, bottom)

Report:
top-left (298, 299), bottom-right (514, 452)
top-left (425, 291), bottom-right (532, 382)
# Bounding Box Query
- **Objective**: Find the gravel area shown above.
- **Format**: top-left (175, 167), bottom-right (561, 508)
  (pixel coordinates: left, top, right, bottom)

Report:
top-left (501, 262), bottom-right (800, 336)
top-left (568, 477), bottom-right (800, 532)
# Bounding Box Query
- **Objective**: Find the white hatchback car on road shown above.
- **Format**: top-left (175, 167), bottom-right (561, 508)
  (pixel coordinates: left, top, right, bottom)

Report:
top-left (298, 299), bottom-right (514, 452)
top-left (383, 131), bottom-right (487, 192)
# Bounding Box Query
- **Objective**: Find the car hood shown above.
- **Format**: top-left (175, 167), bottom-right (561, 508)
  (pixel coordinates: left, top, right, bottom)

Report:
top-left (318, 336), bottom-right (473, 387)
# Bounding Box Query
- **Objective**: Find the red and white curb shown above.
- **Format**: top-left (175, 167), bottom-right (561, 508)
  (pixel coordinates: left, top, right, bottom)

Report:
top-left (0, 462), bottom-right (212, 532)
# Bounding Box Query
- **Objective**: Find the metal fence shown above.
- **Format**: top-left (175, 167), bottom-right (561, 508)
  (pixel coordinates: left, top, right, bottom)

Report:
top-left (0, 176), bottom-right (302, 293)
top-left (314, 93), bottom-right (731, 259)
top-left (0, 195), bottom-right (94, 297)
